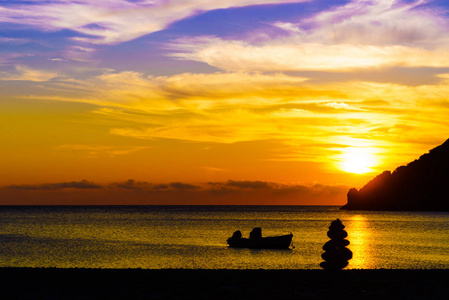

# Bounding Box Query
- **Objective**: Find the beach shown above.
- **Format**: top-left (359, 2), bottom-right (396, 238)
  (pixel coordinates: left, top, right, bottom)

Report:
top-left (1, 268), bottom-right (448, 299)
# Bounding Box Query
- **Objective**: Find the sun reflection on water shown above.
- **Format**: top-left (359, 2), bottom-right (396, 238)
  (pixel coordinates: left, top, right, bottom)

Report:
top-left (347, 215), bottom-right (371, 269)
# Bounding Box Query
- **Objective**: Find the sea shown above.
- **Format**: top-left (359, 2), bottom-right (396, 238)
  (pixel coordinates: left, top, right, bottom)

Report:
top-left (0, 206), bottom-right (448, 270)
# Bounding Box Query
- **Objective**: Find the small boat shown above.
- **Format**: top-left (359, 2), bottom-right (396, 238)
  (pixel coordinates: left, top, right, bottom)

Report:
top-left (227, 227), bottom-right (293, 249)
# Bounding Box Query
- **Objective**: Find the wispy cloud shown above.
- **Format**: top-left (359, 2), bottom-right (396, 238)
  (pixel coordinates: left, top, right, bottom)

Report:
top-left (305, 0), bottom-right (440, 46)
top-left (56, 144), bottom-right (148, 157)
top-left (6, 66), bottom-right (449, 167)
top-left (170, 0), bottom-right (449, 71)
top-left (0, 65), bottom-right (58, 81)
top-left (0, 0), bottom-right (309, 45)
top-left (171, 38), bottom-right (449, 71)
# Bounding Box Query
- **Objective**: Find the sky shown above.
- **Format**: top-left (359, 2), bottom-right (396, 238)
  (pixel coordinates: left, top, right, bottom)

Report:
top-left (1, 0), bottom-right (449, 205)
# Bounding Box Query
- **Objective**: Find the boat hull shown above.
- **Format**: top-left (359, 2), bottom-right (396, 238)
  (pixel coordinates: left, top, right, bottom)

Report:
top-left (227, 234), bottom-right (293, 249)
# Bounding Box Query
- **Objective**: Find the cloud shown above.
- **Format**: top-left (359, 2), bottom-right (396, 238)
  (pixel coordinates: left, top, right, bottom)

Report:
top-left (320, 102), bottom-right (363, 111)
top-left (85, 71), bottom-right (316, 143)
top-left (56, 144), bottom-right (148, 157)
top-left (0, 0), bottom-right (309, 45)
top-left (3, 62), bottom-right (449, 169)
top-left (0, 65), bottom-right (58, 82)
top-left (91, 70), bottom-right (417, 147)
top-left (305, 0), bottom-right (441, 46)
top-left (207, 180), bottom-right (349, 196)
top-left (110, 179), bottom-right (150, 189)
top-left (169, 182), bottom-right (200, 190)
top-left (0, 179), bottom-right (350, 205)
top-left (170, 37), bottom-right (449, 71)
top-left (169, 0), bottom-right (449, 71)
top-left (9, 66), bottom-right (448, 162)
top-left (224, 180), bottom-right (275, 189)
top-left (7, 180), bottom-right (102, 190)
top-left (109, 180), bottom-right (200, 190)
top-left (4, 179), bottom-right (201, 192)
top-left (152, 184), bottom-right (170, 190)
top-left (170, 39), bottom-right (449, 72)
top-left (0, 37), bottom-right (29, 44)
top-left (88, 71), bottom-right (307, 106)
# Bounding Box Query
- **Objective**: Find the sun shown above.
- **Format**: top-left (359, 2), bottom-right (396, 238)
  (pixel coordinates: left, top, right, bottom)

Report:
top-left (339, 147), bottom-right (377, 174)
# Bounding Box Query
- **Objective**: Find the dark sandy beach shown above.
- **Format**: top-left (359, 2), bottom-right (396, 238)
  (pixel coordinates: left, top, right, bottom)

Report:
top-left (1, 268), bottom-right (448, 299)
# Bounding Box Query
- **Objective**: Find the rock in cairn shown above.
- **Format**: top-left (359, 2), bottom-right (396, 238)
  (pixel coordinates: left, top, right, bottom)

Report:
top-left (320, 218), bottom-right (353, 270)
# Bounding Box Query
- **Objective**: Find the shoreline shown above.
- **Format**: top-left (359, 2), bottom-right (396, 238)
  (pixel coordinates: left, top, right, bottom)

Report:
top-left (1, 268), bottom-right (448, 299)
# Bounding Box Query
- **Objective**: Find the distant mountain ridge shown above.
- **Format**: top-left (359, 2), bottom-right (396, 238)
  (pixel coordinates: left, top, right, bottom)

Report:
top-left (341, 139), bottom-right (449, 211)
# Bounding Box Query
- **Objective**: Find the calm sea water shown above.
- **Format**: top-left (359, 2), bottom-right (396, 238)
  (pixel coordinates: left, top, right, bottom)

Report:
top-left (0, 206), bottom-right (448, 269)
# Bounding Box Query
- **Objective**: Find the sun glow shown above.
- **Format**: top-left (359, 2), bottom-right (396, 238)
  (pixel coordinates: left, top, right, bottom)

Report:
top-left (339, 147), bottom-right (378, 174)
top-left (347, 215), bottom-right (372, 269)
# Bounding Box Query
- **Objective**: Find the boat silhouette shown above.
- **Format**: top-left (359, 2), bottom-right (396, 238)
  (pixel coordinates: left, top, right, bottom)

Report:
top-left (227, 227), bottom-right (293, 249)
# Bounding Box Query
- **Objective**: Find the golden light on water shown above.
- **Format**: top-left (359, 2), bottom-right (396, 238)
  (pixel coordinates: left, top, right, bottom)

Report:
top-left (348, 215), bottom-right (371, 269)
top-left (339, 147), bottom-right (378, 174)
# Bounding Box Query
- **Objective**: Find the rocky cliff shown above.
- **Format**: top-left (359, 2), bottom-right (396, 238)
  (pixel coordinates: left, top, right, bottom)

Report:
top-left (341, 139), bottom-right (449, 211)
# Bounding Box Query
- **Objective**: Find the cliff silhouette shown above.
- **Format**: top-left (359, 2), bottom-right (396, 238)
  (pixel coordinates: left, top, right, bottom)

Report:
top-left (341, 139), bottom-right (449, 211)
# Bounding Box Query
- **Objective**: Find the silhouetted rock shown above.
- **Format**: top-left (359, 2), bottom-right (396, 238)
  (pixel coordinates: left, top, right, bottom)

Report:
top-left (341, 139), bottom-right (449, 211)
top-left (320, 219), bottom-right (352, 270)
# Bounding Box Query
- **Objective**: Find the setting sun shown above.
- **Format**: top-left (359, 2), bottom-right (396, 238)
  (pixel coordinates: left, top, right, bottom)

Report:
top-left (339, 147), bottom-right (378, 174)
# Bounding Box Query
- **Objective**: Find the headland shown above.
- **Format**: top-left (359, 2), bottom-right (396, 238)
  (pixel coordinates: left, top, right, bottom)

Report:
top-left (342, 139), bottom-right (449, 211)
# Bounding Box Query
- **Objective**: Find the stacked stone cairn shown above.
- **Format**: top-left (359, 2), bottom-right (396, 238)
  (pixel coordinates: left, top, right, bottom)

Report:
top-left (320, 218), bottom-right (352, 270)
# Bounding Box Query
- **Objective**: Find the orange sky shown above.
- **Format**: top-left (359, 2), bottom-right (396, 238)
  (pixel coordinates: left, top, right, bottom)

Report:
top-left (1, 0), bottom-right (449, 205)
